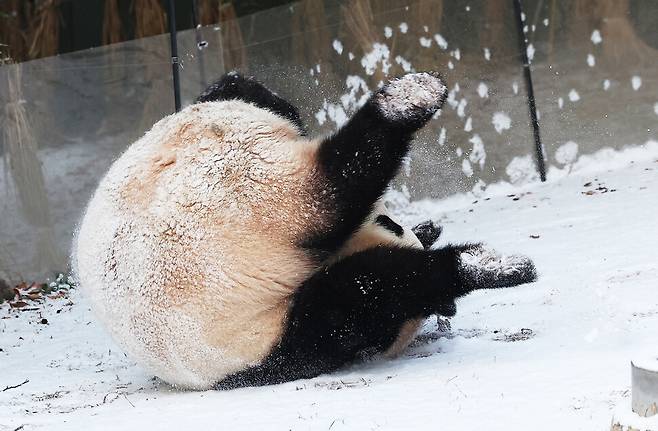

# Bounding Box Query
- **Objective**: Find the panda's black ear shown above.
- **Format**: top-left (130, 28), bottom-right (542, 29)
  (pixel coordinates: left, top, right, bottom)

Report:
top-left (197, 72), bottom-right (306, 134)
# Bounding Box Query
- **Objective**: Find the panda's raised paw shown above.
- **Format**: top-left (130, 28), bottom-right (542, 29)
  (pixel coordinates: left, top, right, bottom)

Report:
top-left (374, 72), bottom-right (447, 124)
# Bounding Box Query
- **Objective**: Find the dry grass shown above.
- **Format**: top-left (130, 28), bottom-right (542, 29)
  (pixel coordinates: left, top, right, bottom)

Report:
top-left (219, 3), bottom-right (247, 71)
top-left (0, 0), bottom-right (30, 61)
top-left (103, 0), bottom-right (124, 45)
top-left (194, 0), bottom-right (248, 72)
top-left (198, 0), bottom-right (221, 26)
top-left (133, 0), bottom-right (167, 39)
top-left (27, 0), bottom-right (60, 59)
top-left (1, 59), bottom-right (63, 278)
top-left (341, 0), bottom-right (377, 55)
top-left (0, 0), bottom-right (61, 61)
top-left (291, 0), bottom-right (330, 73)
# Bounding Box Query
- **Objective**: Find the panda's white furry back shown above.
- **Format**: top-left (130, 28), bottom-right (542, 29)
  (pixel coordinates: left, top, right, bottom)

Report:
top-left (76, 100), bottom-right (320, 387)
top-left (75, 72), bottom-right (536, 390)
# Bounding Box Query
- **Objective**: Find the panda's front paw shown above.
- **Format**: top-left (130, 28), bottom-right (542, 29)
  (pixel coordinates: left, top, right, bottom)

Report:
top-left (374, 72), bottom-right (447, 126)
top-left (458, 244), bottom-right (538, 291)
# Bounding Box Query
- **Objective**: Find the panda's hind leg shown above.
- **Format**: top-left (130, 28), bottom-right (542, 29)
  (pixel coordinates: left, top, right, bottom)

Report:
top-left (215, 243), bottom-right (536, 390)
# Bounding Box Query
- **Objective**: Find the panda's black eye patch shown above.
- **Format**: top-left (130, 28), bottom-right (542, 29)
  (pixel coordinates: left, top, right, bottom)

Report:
top-left (375, 215), bottom-right (404, 237)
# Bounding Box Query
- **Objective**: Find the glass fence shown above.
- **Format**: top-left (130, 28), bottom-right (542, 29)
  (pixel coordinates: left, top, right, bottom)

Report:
top-left (1, 0), bottom-right (656, 281)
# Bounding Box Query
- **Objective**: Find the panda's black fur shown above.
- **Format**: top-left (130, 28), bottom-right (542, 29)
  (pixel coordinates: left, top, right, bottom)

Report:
top-left (75, 71), bottom-right (537, 390)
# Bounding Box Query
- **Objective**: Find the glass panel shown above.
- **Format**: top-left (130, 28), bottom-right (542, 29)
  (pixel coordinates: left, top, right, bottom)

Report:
top-left (521, 0), bottom-right (658, 173)
top-left (0, 34), bottom-right (175, 281)
top-left (179, 0), bottom-right (538, 199)
top-left (1, 0), bottom-right (542, 280)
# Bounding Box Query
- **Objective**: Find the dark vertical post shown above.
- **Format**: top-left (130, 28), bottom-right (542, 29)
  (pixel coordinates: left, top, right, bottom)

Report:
top-left (512, 0), bottom-right (547, 182)
top-left (167, 0), bottom-right (181, 112)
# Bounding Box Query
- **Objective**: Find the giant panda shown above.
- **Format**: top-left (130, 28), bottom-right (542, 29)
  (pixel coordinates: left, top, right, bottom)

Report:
top-left (74, 71), bottom-right (536, 390)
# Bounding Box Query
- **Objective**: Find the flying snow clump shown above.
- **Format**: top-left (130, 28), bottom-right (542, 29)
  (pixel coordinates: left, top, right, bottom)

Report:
top-left (434, 34), bottom-right (448, 50)
top-left (506, 155), bottom-right (539, 184)
top-left (332, 40), bottom-right (343, 55)
top-left (492, 112), bottom-right (511, 134)
top-left (555, 141), bottom-right (579, 166)
top-left (591, 30), bottom-right (602, 44)
top-left (631, 76), bottom-right (642, 91)
top-left (587, 54), bottom-right (595, 67)
top-left (360, 43), bottom-right (391, 75)
top-left (468, 134), bottom-right (486, 169)
top-left (457, 98), bottom-right (467, 118)
top-left (438, 127), bottom-right (446, 146)
top-left (462, 159), bottom-right (473, 177)
top-left (526, 44), bottom-right (535, 61)
top-left (395, 55), bottom-right (413, 72)
top-left (477, 82), bottom-right (489, 98)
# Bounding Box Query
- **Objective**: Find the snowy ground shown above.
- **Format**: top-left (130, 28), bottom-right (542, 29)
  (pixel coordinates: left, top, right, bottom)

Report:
top-left (1, 145), bottom-right (658, 430)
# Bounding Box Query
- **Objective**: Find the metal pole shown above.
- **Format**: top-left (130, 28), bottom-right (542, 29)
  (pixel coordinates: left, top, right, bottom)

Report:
top-left (512, 0), bottom-right (547, 182)
top-left (167, 0), bottom-right (181, 112)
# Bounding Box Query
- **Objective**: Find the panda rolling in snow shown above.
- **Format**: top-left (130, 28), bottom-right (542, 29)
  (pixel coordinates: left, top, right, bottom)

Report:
top-left (75, 71), bottom-right (537, 390)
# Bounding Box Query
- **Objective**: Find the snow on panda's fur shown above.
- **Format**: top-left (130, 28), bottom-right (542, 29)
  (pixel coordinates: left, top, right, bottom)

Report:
top-left (74, 72), bottom-right (536, 390)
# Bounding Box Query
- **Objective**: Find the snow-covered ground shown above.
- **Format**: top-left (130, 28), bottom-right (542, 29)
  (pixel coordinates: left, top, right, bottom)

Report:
top-left (1, 144), bottom-right (658, 430)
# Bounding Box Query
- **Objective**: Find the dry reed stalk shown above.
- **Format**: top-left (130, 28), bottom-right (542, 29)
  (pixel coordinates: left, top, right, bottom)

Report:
top-left (479, 0), bottom-right (511, 60)
top-left (103, 0), bottom-right (124, 45)
top-left (570, 0), bottom-right (655, 68)
top-left (406, 0), bottom-right (445, 72)
top-left (597, 0), bottom-right (656, 66)
top-left (28, 0), bottom-right (60, 59)
top-left (0, 57), bottom-right (22, 283)
top-left (410, 0), bottom-right (443, 33)
top-left (198, 0), bottom-right (220, 26)
top-left (291, 0), bottom-right (330, 73)
top-left (341, 0), bottom-right (387, 82)
top-left (547, 0), bottom-right (557, 63)
top-left (2, 60), bottom-right (63, 276)
top-left (0, 0), bottom-right (31, 62)
top-left (219, 3), bottom-right (247, 71)
top-left (133, 0), bottom-right (167, 39)
top-left (132, 0), bottom-right (170, 132)
top-left (342, 0), bottom-right (377, 53)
